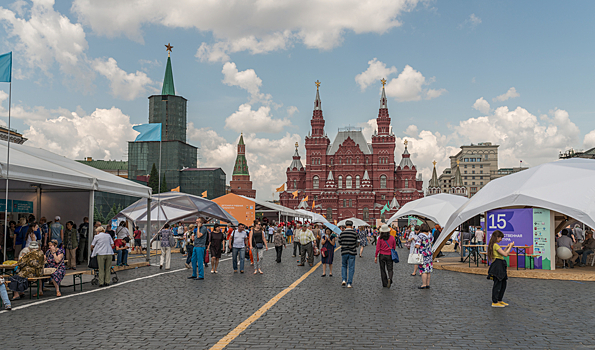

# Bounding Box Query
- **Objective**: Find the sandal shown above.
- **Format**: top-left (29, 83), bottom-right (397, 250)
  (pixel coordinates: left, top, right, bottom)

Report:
top-left (56, 291), bottom-right (62, 297)
top-left (32, 292), bottom-right (44, 297)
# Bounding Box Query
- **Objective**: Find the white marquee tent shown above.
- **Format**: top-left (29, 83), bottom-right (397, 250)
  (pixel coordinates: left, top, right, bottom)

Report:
top-left (296, 209), bottom-right (329, 223)
top-left (337, 217), bottom-right (369, 227)
top-left (434, 158), bottom-right (595, 252)
top-left (387, 193), bottom-right (468, 228)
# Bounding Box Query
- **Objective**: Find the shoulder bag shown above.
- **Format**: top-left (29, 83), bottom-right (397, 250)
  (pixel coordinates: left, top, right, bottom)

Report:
top-left (168, 232), bottom-right (175, 247)
top-left (408, 245), bottom-right (423, 265)
top-left (384, 239), bottom-right (399, 263)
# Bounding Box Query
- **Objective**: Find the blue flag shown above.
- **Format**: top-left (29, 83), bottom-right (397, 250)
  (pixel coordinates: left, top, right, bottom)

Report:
top-left (133, 123), bottom-right (161, 142)
top-left (0, 52), bottom-right (11, 83)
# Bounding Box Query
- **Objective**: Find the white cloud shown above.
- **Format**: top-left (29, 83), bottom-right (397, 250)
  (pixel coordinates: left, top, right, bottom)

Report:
top-left (221, 62), bottom-right (271, 103)
top-left (459, 13), bottom-right (482, 29)
top-left (355, 58), bottom-right (397, 91)
top-left (493, 87), bottom-right (520, 102)
top-left (225, 104), bottom-right (291, 134)
top-left (93, 57), bottom-right (155, 100)
top-left (22, 107), bottom-right (136, 160)
top-left (72, 0), bottom-right (420, 62)
top-left (473, 97), bottom-right (490, 114)
top-left (0, 0), bottom-right (94, 89)
top-left (0, 89), bottom-right (53, 121)
top-left (584, 130), bottom-right (595, 149)
top-left (384, 65), bottom-right (446, 102)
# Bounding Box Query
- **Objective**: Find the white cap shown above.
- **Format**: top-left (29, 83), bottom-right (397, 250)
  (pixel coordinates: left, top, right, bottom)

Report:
top-left (55, 216), bottom-right (60, 221)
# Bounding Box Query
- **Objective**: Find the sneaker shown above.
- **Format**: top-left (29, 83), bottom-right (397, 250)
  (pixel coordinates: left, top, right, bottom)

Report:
top-left (387, 279), bottom-right (392, 288)
top-left (498, 301), bottom-right (509, 306)
top-left (185, 263), bottom-right (190, 269)
top-left (347, 284), bottom-right (352, 288)
top-left (187, 276), bottom-right (197, 279)
top-left (491, 302), bottom-right (505, 308)
top-left (341, 281), bottom-right (346, 286)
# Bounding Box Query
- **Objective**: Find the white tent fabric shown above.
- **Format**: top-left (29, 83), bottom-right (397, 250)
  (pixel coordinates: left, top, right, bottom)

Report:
top-left (119, 192), bottom-right (238, 225)
top-left (337, 217), bottom-right (369, 227)
top-left (387, 193), bottom-right (468, 227)
top-left (239, 196), bottom-right (308, 219)
top-left (435, 158), bottom-right (595, 251)
top-left (296, 209), bottom-right (329, 223)
top-left (0, 141), bottom-right (151, 198)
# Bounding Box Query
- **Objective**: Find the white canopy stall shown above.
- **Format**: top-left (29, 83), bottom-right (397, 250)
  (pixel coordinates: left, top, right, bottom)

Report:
top-left (337, 217), bottom-right (369, 227)
top-left (296, 209), bottom-right (329, 224)
top-left (0, 141), bottom-right (151, 261)
top-left (434, 158), bottom-right (595, 254)
top-left (387, 193), bottom-right (468, 228)
top-left (240, 196), bottom-right (309, 224)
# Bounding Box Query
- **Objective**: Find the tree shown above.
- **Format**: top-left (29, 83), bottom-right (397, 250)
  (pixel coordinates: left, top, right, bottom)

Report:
top-left (148, 163), bottom-right (159, 195)
top-left (94, 205), bottom-right (105, 224)
top-left (160, 174), bottom-right (168, 193)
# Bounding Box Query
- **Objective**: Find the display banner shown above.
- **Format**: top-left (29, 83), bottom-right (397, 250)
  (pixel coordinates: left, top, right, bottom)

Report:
top-left (532, 208), bottom-right (551, 270)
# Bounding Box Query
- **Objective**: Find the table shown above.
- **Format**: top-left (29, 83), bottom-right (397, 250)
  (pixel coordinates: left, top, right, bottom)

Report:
top-left (513, 246), bottom-right (531, 270)
top-left (462, 244), bottom-right (487, 267)
top-left (0, 264), bottom-right (17, 276)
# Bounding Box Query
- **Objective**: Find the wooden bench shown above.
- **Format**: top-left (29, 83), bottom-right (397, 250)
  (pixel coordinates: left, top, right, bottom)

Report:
top-left (27, 276), bottom-right (51, 300)
top-left (65, 271), bottom-right (85, 292)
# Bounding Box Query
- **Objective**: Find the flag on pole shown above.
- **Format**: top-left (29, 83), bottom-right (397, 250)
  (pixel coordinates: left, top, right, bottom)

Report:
top-left (312, 200), bottom-right (316, 208)
top-left (292, 190), bottom-right (298, 198)
top-left (301, 196), bottom-right (308, 202)
top-left (171, 186), bottom-right (180, 192)
top-left (276, 184), bottom-right (285, 192)
top-left (0, 52), bottom-right (11, 83)
top-left (381, 204), bottom-right (390, 214)
top-left (133, 123), bottom-right (162, 142)
top-left (201, 190), bottom-right (207, 198)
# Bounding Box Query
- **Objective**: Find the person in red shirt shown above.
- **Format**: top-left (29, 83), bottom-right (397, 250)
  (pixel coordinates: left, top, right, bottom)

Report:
top-left (133, 227), bottom-right (142, 254)
top-left (114, 237), bottom-right (130, 266)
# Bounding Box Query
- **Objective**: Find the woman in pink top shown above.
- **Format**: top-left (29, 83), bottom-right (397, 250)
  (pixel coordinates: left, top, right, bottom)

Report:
top-left (374, 224), bottom-right (397, 288)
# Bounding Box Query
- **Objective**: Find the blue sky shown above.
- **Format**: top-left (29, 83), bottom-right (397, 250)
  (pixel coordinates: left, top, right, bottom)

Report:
top-left (0, 0), bottom-right (594, 199)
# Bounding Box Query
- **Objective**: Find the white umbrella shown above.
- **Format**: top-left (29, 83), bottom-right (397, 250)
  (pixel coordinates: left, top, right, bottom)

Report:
top-left (435, 158), bottom-right (595, 251)
top-left (337, 217), bottom-right (369, 227)
top-left (387, 193), bottom-right (468, 227)
top-left (295, 209), bottom-right (329, 223)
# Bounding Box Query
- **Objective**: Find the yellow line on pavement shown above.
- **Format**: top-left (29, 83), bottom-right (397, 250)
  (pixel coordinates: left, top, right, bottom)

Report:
top-left (209, 247), bottom-right (340, 350)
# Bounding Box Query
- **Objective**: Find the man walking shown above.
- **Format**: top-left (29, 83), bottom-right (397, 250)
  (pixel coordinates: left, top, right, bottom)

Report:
top-left (189, 218), bottom-right (208, 280)
top-left (77, 217), bottom-right (89, 265)
top-left (339, 220), bottom-right (358, 288)
top-left (292, 223), bottom-right (300, 257)
top-left (297, 223), bottom-right (316, 267)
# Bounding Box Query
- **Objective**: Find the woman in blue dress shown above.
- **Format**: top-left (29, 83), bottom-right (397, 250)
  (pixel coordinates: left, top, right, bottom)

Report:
top-left (358, 228), bottom-right (368, 257)
top-left (415, 223), bottom-right (434, 289)
top-left (320, 228), bottom-right (336, 277)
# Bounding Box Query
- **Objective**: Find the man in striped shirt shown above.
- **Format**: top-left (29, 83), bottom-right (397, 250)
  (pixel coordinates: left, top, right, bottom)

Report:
top-left (339, 220), bottom-right (358, 288)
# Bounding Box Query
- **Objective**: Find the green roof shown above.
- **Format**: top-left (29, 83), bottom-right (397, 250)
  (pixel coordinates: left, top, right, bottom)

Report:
top-left (232, 155), bottom-right (249, 176)
top-left (76, 160), bottom-right (128, 170)
top-left (238, 133), bottom-right (244, 145)
top-left (162, 56), bottom-right (175, 96)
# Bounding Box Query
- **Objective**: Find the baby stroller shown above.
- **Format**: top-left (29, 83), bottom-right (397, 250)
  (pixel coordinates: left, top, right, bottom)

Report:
top-left (88, 256), bottom-right (119, 285)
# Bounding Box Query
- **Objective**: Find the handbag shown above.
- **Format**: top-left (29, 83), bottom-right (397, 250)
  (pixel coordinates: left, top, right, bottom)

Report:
top-left (256, 243), bottom-right (264, 249)
top-left (321, 246), bottom-right (327, 258)
top-left (204, 251), bottom-right (210, 264)
top-left (383, 239), bottom-right (399, 263)
top-left (408, 250), bottom-right (423, 265)
top-left (43, 267), bottom-right (57, 275)
top-left (88, 255), bottom-right (98, 269)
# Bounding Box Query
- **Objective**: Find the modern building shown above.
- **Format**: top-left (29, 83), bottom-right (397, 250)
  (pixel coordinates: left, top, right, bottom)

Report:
top-left (0, 126), bottom-right (27, 144)
top-left (559, 147), bottom-right (595, 160)
top-left (229, 133), bottom-right (256, 198)
top-left (76, 158), bottom-right (128, 178)
top-left (127, 45), bottom-right (225, 198)
top-left (434, 142), bottom-right (527, 197)
top-left (279, 80), bottom-right (424, 224)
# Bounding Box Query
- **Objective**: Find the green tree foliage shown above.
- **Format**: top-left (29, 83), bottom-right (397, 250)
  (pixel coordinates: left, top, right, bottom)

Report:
top-left (148, 163), bottom-right (159, 194)
top-left (160, 174), bottom-right (168, 193)
top-left (94, 205), bottom-right (105, 224)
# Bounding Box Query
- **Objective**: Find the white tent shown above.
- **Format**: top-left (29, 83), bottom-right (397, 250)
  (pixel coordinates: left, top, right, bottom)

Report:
top-left (337, 217), bottom-right (369, 227)
top-left (239, 196), bottom-right (308, 221)
top-left (435, 158), bottom-right (595, 251)
top-left (296, 209), bottom-right (329, 223)
top-left (387, 193), bottom-right (468, 227)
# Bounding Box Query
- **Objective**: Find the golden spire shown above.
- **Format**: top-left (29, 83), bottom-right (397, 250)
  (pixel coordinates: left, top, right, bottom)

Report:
top-left (295, 142), bottom-right (299, 149)
top-left (432, 160), bottom-right (437, 167)
top-left (404, 139), bottom-right (408, 147)
top-left (315, 80), bottom-right (321, 90)
top-left (457, 159), bottom-right (460, 166)
top-left (381, 78), bottom-right (387, 87)
top-left (165, 43), bottom-right (173, 57)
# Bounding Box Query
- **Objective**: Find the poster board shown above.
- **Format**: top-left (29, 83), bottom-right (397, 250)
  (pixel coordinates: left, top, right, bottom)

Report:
top-left (486, 208), bottom-right (552, 270)
top-left (212, 193), bottom-right (255, 226)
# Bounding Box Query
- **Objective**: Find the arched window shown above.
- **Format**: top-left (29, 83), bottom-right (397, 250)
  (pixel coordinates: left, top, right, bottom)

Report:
top-left (343, 199), bottom-right (346, 207)
top-left (326, 207), bottom-right (332, 220)
top-left (380, 175), bottom-right (387, 189)
top-left (330, 158), bottom-right (333, 165)
top-left (356, 157), bottom-right (359, 164)
top-left (338, 176), bottom-right (343, 189)
top-left (366, 157), bottom-right (369, 165)
top-left (346, 176), bottom-right (352, 189)
top-left (313, 176), bottom-right (319, 189)
top-left (363, 207), bottom-right (369, 221)
top-left (348, 158), bottom-right (352, 165)
top-left (293, 179), bottom-right (297, 189)
top-left (349, 199), bottom-right (352, 207)
top-left (355, 175), bottom-right (360, 189)
top-left (404, 179), bottom-right (408, 188)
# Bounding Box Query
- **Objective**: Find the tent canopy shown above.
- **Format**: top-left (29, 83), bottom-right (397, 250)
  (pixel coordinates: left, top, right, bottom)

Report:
top-left (387, 193), bottom-right (468, 228)
top-left (0, 141), bottom-right (151, 198)
top-left (337, 217), bottom-right (369, 227)
top-left (435, 158), bottom-right (595, 251)
top-left (119, 192), bottom-right (238, 226)
top-left (240, 196), bottom-right (308, 219)
top-left (296, 209), bottom-right (329, 223)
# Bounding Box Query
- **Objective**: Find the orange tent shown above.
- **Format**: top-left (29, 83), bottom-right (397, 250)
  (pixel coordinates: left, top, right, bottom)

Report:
top-left (212, 193), bottom-right (255, 226)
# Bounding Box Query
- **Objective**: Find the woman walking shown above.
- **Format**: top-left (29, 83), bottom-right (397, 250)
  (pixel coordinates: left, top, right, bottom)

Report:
top-left (273, 227), bottom-right (286, 263)
top-left (487, 230), bottom-right (513, 307)
top-left (249, 220), bottom-right (268, 274)
top-left (415, 223), bottom-right (434, 289)
top-left (374, 225), bottom-right (396, 288)
top-left (64, 221), bottom-right (78, 270)
top-left (407, 226), bottom-right (420, 276)
top-left (91, 226), bottom-right (114, 287)
top-left (45, 240), bottom-right (66, 297)
top-left (151, 224), bottom-right (173, 270)
top-left (358, 228), bottom-right (368, 257)
top-left (209, 224), bottom-right (225, 273)
top-left (321, 228), bottom-right (336, 277)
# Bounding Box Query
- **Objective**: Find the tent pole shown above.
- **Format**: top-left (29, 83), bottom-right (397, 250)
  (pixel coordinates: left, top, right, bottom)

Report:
top-left (36, 185), bottom-right (41, 222)
top-left (88, 190), bottom-right (94, 264)
top-left (146, 197), bottom-right (151, 262)
top-left (2, 81), bottom-right (11, 263)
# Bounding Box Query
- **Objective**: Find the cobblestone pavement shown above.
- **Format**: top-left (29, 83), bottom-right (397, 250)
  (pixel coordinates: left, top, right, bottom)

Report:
top-left (1, 246), bottom-right (594, 349)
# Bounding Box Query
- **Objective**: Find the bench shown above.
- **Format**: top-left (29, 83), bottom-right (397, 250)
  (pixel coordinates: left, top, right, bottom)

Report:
top-left (65, 271), bottom-right (85, 292)
top-left (27, 276), bottom-right (51, 300)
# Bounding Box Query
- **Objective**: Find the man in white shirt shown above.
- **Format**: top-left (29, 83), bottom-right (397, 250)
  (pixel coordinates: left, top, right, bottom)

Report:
top-left (231, 223), bottom-right (249, 273)
top-left (475, 226), bottom-right (485, 244)
top-left (297, 223), bottom-right (316, 267)
top-left (268, 225), bottom-right (275, 243)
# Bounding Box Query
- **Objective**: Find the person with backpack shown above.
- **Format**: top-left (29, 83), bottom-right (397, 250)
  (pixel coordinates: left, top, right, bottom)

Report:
top-left (374, 224), bottom-right (397, 288)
